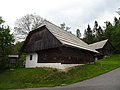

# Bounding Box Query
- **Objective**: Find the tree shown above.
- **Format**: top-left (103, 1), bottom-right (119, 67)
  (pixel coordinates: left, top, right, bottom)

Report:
top-left (11, 41), bottom-right (23, 54)
top-left (104, 21), bottom-right (112, 28)
top-left (93, 21), bottom-right (104, 41)
top-left (93, 21), bottom-right (100, 37)
top-left (60, 23), bottom-right (65, 30)
top-left (114, 17), bottom-right (119, 26)
top-left (76, 29), bottom-right (81, 39)
top-left (104, 17), bottom-right (120, 53)
top-left (97, 26), bottom-right (104, 40)
top-left (93, 21), bottom-right (98, 33)
top-left (60, 22), bottom-right (71, 31)
top-left (83, 29), bottom-right (87, 38)
top-left (65, 26), bottom-right (71, 31)
top-left (83, 24), bottom-right (94, 44)
top-left (0, 17), bottom-right (4, 24)
top-left (11, 41), bottom-right (26, 68)
top-left (104, 21), bottom-right (113, 39)
top-left (14, 14), bottom-right (44, 41)
top-left (116, 8), bottom-right (120, 15)
top-left (0, 17), bottom-right (14, 70)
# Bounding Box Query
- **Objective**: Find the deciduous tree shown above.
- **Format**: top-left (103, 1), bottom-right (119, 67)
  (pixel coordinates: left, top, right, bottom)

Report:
top-left (14, 14), bottom-right (44, 41)
top-left (60, 22), bottom-right (71, 31)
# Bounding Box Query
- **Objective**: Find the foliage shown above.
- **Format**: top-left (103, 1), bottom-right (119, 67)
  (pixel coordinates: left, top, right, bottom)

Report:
top-left (83, 21), bottom-right (105, 44)
top-left (82, 14), bottom-right (120, 53)
top-left (13, 14), bottom-right (44, 41)
top-left (93, 21), bottom-right (104, 41)
top-left (103, 17), bottom-right (120, 53)
top-left (60, 22), bottom-right (71, 31)
top-left (0, 17), bottom-right (4, 24)
top-left (16, 54), bottom-right (26, 68)
top-left (116, 8), bottom-right (120, 15)
top-left (10, 41), bottom-right (26, 68)
top-left (0, 54), bottom-right (120, 89)
top-left (0, 17), bottom-right (14, 70)
top-left (76, 29), bottom-right (81, 39)
top-left (11, 41), bottom-right (23, 54)
top-left (83, 25), bottom-right (94, 44)
top-left (92, 9), bottom-right (120, 53)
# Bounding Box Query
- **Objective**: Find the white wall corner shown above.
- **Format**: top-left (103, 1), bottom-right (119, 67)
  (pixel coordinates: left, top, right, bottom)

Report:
top-left (25, 53), bottom-right (38, 68)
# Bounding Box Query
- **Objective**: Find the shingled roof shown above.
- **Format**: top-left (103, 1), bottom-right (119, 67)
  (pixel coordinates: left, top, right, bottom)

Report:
top-left (89, 39), bottom-right (108, 50)
top-left (37, 20), bottom-right (98, 53)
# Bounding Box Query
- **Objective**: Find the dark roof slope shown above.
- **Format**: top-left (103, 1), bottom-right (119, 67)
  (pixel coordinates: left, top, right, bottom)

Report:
top-left (89, 39), bottom-right (108, 50)
top-left (37, 20), bottom-right (98, 53)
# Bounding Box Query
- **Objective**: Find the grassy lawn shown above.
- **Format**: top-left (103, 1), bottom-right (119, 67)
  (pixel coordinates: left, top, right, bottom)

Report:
top-left (0, 54), bottom-right (120, 89)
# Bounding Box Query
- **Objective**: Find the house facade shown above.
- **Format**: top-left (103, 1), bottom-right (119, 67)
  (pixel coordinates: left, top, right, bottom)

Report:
top-left (89, 39), bottom-right (114, 59)
top-left (21, 20), bottom-right (98, 69)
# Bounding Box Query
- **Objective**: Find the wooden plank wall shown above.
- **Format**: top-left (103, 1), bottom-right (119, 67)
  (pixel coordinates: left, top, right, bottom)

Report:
top-left (24, 28), bottom-right (61, 52)
top-left (37, 46), bottom-right (95, 64)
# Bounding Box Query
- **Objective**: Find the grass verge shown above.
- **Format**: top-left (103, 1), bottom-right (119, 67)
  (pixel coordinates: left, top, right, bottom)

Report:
top-left (0, 54), bottom-right (120, 89)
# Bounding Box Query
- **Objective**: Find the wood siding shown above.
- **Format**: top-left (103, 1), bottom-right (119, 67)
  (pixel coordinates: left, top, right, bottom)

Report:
top-left (95, 41), bottom-right (114, 59)
top-left (21, 25), bottom-right (96, 65)
top-left (24, 28), bottom-right (62, 53)
top-left (37, 46), bottom-right (95, 64)
top-left (102, 41), bottom-right (114, 55)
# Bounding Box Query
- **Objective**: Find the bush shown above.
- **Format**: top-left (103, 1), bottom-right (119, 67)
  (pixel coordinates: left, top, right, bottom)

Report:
top-left (16, 54), bottom-right (26, 68)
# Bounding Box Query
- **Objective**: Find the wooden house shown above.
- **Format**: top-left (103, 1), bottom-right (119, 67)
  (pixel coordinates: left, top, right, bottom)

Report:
top-left (21, 20), bottom-right (98, 69)
top-left (89, 39), bottom-right (114, 59)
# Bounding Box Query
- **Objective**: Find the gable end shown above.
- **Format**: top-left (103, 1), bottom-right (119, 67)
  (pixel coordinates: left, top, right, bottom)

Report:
top-left (21, 26), bottom-right (62, 53)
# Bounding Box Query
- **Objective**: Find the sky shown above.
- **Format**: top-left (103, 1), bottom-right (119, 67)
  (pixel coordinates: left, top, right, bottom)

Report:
top-left (0, 0), bottom-right (120, 36)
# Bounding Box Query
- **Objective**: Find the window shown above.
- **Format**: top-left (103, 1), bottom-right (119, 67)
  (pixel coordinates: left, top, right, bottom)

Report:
top-left (30, 55), bottom-right (32, 60)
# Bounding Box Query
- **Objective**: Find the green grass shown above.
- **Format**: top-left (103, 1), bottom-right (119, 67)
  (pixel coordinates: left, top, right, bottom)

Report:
top-left (0, 54), bottom-right (120, 89)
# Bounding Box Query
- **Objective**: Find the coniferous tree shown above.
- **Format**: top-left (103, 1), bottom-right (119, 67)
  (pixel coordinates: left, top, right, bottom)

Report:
top-left (104, 21), bottom-right (113, 39)
top-left (93, 21), bottom-right (104, 41)
top-left (83, 29), bottom-right (87, 37)
top-left (114, 17), bottom-right (119, 26)
top-left (93, 21), bottom-right (99, 37)
top-left (76, 29), bottom-right (81, 39)
top-left (83, 25), bottom-right (94, 44)
top-left (93, 21), bottom-right (98, 33)
top-left (104, 18), bottom-right (120, 53)
top-left (97, 26), bottom-right (104, 40)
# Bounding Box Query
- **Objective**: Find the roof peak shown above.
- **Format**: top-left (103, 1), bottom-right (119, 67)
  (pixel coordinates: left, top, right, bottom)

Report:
top-left (42, 19), bottom-right (77, 36)
top-left (89, 39), bottom-right (109, 49)
top-left (41, 20), bottom-right (98, 53)
top-left (90, 39), bottom-right (108, 45)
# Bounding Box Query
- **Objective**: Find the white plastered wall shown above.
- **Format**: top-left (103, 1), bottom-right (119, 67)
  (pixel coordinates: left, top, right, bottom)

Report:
top-left (25, 53), bottom-right (83, 69)
top-left (25, 53), bottom-right (38, 68)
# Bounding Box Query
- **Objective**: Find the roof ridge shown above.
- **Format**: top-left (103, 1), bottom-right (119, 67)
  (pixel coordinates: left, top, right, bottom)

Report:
top-left (89, 39), bottom-right (109, 50)
top-left (44, 19), bottom-right (64, 30)
top-left (43, 20), bottom-right (90, 48)
top-left (44, 20), bottom-right (91, 45)
top-left (43, 19), bottom-right (77, 36)
top-left (41, 20), bottom-right (98, 53)
top-left (89, 39), bottom-right (108, 45)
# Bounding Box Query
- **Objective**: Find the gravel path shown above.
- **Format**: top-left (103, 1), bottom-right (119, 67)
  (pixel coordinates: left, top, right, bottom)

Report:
top-left (18, 68), bottom-right (120, 90)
